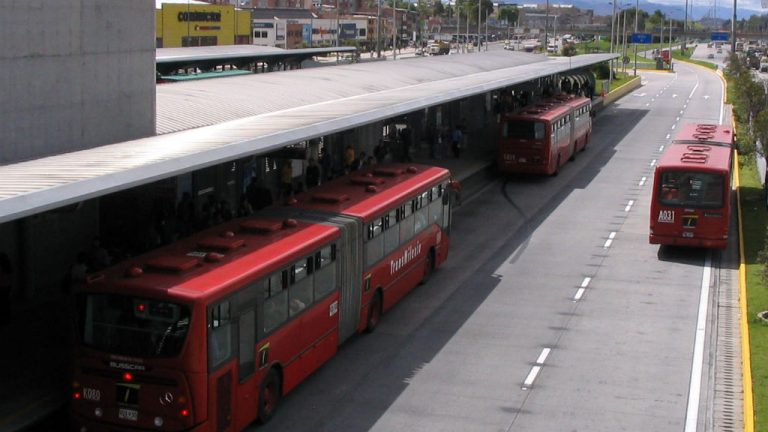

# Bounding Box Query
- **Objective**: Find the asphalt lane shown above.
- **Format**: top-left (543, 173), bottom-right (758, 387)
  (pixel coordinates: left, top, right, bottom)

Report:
top-left (251, 65), bottom-right (729, 432)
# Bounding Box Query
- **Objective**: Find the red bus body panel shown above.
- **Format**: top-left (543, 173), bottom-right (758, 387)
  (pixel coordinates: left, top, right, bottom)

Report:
top-left (71, 219), bottom-right (340, 431)
top-left (291, 163), bottom-right (452, 329)
top-left (649, 124), bottom-right (733, 249)
top-left (499, 96), bottom-right (592, 175)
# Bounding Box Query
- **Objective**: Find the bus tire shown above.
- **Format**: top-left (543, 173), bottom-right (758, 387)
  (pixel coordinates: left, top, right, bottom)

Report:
top-left (365, 291), bottom-right (382, 333)
top-left (258, 369), bottom-right (281, 424)
top-left (420, 249), bottom-right (435, 284)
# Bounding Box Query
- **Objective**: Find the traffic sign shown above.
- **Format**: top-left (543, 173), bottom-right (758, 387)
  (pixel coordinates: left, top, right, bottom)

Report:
top-left (711, 32), bottom-right (730, 41)
top-left (631, 33), bottom-right (653, 44)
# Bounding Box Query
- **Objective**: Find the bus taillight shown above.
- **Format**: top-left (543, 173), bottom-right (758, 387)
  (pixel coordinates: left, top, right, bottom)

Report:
top-left (180, 408), bottom-right (190, 417)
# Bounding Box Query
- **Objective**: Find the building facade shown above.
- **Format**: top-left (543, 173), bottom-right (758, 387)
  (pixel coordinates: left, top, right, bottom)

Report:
top-left (156, 2), bottom-right (252, 47)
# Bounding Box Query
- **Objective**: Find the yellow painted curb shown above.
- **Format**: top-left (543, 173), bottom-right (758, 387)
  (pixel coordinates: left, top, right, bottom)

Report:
top-left (729, 78), bottom-right (755, 431)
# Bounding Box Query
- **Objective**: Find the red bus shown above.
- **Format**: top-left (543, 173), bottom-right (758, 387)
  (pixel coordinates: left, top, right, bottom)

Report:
top-left (649, 123), bottom-right (734, 249)
top-left (70, 163), bottom-right (454, 431)
top-left (498, 95), bottom-right (592, 175)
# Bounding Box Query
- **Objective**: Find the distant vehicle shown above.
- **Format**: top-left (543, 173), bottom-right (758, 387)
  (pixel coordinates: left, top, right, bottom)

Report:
top-left (707, 53), bottom-right (715, 59)
top-left (760, 63), bottom-right (768, 72)
top-left (649, 123), bottom-right (734, 249)
top-left (428, 41), bottom-right (450, 55)
top-left (717, 48), bottom-right (723, 53)
top-left (661, 49), bottom-right (671, 63)
top-left (498, 95), bottom-right (592, 175)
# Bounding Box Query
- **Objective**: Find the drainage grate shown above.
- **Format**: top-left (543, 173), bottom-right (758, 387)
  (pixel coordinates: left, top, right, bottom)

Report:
top-left (710, 251), bottom-right (743, 432)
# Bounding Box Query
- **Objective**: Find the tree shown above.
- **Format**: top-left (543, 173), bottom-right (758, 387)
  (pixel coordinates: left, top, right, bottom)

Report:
top-left (753, 109), bottom-right (768, 157)
top-left (455, 0), bottom-right (493, 25)
top-left (645, 9), bottom-right (665, 33)
top-left (433, 0), bottom-right (445, 17)
top-left (561, 43), bottom-right (577, 57)
top-left (498, 6), bottom-right (519, 27)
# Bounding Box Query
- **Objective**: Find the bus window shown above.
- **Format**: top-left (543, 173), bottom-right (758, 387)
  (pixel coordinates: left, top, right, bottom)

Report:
top-left (428, 185), bottom-right (443, 225)
top-left (263, 271), bottom-right (288, 333)
top-left (414, 195), bottom-right (429, 234)
top-left (314, 245), bottom-right (337, 298)
top-left (365, 218), bottom-right (384, 266)
top-left (208, 301), bottom-right (233, 369)
top-left (383, 209), bottom-right (399, 254)
top-left (505, 120), bottom-right (545, 140)
top-left (658, 172), bottom-right (724, 207)
top-left (290, 258), bottom-right (314, 316)
top-left (399, 204), bottom-right (414, 243)
top-left (78, 294), bottom-right (190, 358)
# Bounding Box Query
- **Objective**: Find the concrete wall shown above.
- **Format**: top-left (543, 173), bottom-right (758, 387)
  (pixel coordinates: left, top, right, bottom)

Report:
top-left (0, 0), bottom-right (156, 164)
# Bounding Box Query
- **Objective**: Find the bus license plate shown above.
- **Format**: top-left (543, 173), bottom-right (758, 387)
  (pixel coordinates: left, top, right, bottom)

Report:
top-left (682, 231), bottom-right (694, 238)
top-left (118, 408), bottom-right (138, 421)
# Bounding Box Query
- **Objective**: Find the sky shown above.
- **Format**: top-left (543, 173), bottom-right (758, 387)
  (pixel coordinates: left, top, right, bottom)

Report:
top-left (647, 0), bottom-right (763, 11)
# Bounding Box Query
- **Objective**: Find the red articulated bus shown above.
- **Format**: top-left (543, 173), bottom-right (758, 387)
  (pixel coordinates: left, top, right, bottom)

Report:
top-left (649, 123), bottom-right (734, 249)
top-left (498, 95), bottom-right (592, 175)
top-left (70, 163), bottom-right (454, 431)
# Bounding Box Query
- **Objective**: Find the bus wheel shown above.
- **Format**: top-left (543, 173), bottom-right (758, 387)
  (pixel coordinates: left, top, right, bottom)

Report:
top-left (365, 291), bottom-right (382, 333)
top-left (258, 369), bottom-right (281, 424)
top-left (420, 249), bottom-right (435, 284)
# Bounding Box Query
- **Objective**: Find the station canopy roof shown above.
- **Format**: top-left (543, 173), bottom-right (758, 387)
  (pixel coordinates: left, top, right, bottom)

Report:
top-left (0, 51), bottom-right (616, 224)
top-left (156, 45), bottom-right (357, 75)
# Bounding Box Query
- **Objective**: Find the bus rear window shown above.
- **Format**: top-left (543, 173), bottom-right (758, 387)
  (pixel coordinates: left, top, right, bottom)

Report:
top-left (657, 171), bottom-right (724, 208)
top-left (503, 120), bottom-right (545, 140)
top-left (77, 294), bottom-right (191, 358)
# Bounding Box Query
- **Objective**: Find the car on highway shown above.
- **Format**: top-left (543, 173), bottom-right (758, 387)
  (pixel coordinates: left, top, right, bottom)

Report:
top-left (761, 63), bottom-right (768, 73)
top-left (717, 48), bottom-right (723, 54)
top-left (707, 53), bottom-right (715, 59)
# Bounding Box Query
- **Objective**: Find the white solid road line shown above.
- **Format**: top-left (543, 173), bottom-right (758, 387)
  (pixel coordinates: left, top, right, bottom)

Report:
top-left (683, 253), bottom-right (712, 432)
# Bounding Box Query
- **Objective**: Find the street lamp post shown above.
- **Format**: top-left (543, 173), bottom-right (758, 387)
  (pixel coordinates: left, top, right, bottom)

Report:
top-left (376, 0), bottom-right (381, 57)
top-left (545, 0), bottom-right (549, 53)
top-left (393, 1), bottom-right (397, 60)
top-left (478, 0), bottom-right (481, 53)
top-left (621, 8), bottom-right (627, 72)
top-left (633, 0), bottom-right (638, 76)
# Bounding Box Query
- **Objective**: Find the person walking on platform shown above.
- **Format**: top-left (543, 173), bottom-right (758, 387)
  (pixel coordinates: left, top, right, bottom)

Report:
top-left (305, 158), bottom-right (321, 188)
top-left (280, 161), bottom-right (294, 199)
top-left (343, 145), bottom-right (356, 173)
top-left (451, 126), bottom-right (463, 158)
top-left (399, 126), bottom-right (412, 162)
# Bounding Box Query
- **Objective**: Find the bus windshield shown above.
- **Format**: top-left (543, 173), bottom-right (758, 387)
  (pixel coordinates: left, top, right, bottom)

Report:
top-left (77, 293), bottom-right (191, 358)
top-left (657, 171), bottom-right (725, 208)
top-left (504, 120), bottom-right (545, 140)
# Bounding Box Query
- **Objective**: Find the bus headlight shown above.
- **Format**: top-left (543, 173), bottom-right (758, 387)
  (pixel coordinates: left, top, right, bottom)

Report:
top-left (154, 416), bottom-right (164, 427)
top-left (94, 407), bottom-right (103, 418)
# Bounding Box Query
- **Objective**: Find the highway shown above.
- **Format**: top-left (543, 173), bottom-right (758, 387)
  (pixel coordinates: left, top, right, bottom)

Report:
top-left (249, 61), bottom-right (738, 431)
